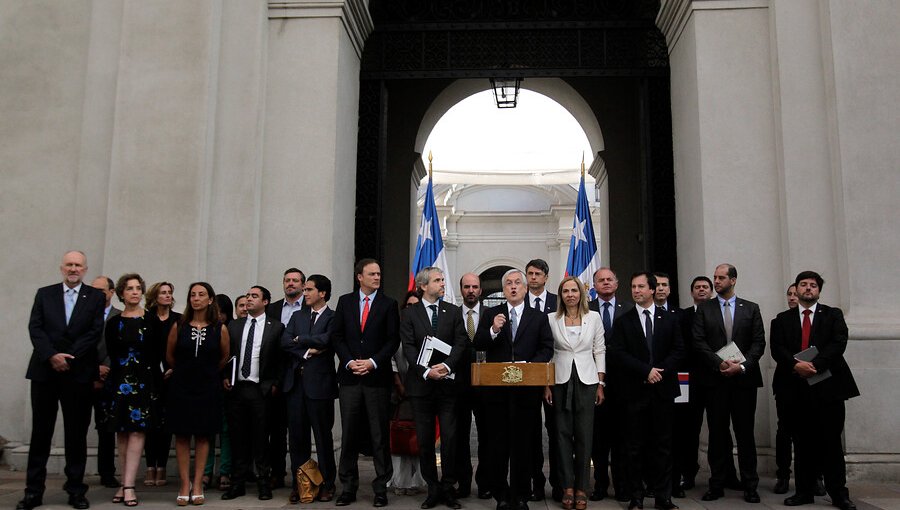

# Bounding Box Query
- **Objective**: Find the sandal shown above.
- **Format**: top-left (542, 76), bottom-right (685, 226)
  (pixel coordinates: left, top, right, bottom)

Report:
top-left (112, 486), bottom-right (125, 504)
top-left (155, 468), bottom-right (167, 487)
top-left (123, 487), bottom-right (139, 507)
top-left (191, 493), bottom-right (205, 506)
top-left (176, 483), bottom-right (192, 507)
top-left (562, 489), bottom-right (575, 510)
top-left (143, 468), bottom-right (156, 487)
top-left (218, 475), bottom-right (231, 491)
top-left (574, 491), bottom-right (587, 510)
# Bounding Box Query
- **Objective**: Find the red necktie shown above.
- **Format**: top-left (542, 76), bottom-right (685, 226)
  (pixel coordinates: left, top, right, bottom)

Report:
top-left (360, 296), bottom-right (370, 332)
top-left (801, 309), bottom-right (812, 350)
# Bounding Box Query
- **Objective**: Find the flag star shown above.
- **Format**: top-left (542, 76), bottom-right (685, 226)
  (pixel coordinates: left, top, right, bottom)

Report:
top-left (420, 218), bottom-right (433, 242)
top-left (572, 218), bottom-right (587, 244)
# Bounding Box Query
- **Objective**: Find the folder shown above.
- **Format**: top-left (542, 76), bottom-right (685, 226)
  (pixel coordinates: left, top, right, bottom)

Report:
top-left (417, 336), bottom-right (455, 380)
top-left (794, 346), bottom-right (832, 385)
top-left (716, 341), bottom-right (746, 364)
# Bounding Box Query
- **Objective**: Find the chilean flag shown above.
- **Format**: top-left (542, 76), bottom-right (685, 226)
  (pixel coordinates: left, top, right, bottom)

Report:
top-left (565, 174), bottom-right (602, 298)
top-left (409, 176), bottom-right (457, 304)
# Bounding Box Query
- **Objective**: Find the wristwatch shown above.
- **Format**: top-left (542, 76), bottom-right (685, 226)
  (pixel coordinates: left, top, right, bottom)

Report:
top-left (598, 380), bottom-right (606, 387)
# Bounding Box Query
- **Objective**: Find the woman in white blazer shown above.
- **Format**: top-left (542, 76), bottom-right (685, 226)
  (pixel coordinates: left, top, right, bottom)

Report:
top-left (544, 276), bottom-right (606, 510)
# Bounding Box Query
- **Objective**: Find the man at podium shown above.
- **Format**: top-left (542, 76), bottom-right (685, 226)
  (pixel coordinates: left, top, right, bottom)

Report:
top-left (474, 269), bottom-right (554, 510)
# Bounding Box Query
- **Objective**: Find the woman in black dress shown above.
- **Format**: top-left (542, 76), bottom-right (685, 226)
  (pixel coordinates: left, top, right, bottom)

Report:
top-left (105, 273), bottom-right (157, 506)
top-left (165, 282), bottom-right (230, 505)
top-left (143, 281), bottom-right (180, 487)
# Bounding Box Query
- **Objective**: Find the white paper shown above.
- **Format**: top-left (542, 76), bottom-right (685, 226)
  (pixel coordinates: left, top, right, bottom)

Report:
top-left (716, 341), bottom-right (746, 364)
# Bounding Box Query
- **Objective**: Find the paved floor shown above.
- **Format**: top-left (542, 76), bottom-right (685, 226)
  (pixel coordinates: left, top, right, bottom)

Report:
top-left (1, 465), bottom-right (898, 510)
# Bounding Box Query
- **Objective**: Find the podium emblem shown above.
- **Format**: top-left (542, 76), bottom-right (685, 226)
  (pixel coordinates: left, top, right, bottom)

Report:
top-left (501, 365), bottom-right (524, 384)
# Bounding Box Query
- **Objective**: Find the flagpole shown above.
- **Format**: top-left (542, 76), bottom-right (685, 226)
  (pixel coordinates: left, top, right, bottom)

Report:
top-left (428, 150), bottom-right (433, 180)
top-left (581, 151), bottom-right (585, 178)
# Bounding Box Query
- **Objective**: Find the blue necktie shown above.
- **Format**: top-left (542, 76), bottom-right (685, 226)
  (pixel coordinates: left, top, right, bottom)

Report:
top-left (64, 288), bottom-right (76, 325)
top-left (510, 307), bottom-right (518, 340)
top-left (602, 302), bottom-right (612, 334)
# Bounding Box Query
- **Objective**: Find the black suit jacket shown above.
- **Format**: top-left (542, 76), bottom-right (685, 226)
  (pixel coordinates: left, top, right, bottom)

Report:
top-left (227, 315), bottom-right (286, 394)
top-left (28, 283), bottom-right (106, 383)
top-left (332, 290), bottom-right (400, 387)
top-left (677, 306), bottom-right (701, 374)
top-left (473, 303), bottom-right (553, 363)
top-left (281, 307), bottom-right (337, 400)
top-left (769, 304), bottom-right (859, 403)
top-left (692, 297), bottom-right (766, 388)
top-left (400, 300), bottom-right (467, 397)
top-left (266, 298), bottom-right (307, 326)
top-left (529, 292), bottom-right (557, 315)
top-left (607, 306), bottom-right (684, 400)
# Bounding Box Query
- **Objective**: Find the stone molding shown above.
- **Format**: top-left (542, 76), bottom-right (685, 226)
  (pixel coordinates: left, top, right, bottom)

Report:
top-left (268, 0), bottom-right (373, 58)
top-left (657, 0), bottom-right (768, 53)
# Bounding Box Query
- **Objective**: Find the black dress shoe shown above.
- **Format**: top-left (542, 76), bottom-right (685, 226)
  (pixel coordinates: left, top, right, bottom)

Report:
top-left (336, 492), bottom-right (357, 506)
top-left (15, 495), bottom-right (42, 510)
top-left (318, 487), bottom-right (336, 502)
top-left (616, 492), bottom-right (632, 502)
top-left (774, 478), bottom-right (790, 494)
top-left (744, 489), bottom-right (761, 503)
top-left (654, 499), bottom-right (678, 510)
top-left (784, 493), bottom-right (815, 506)
top-left (628, 498), bottom-right (643, 510)
top-left (445, 494), bottom-right (462, 509)
top-left (258, 483), bottom-right (273, 501)
top-left (374, 492), bottom-right (389, 507)
top-left (101, 476), bottom-right (121, 488)
top-left (478, 489), bottom-right (493, 500)
top-left (815, 477), bottom-right (827, 497)
top-left (672, 487), bottom-right (685, 498)
top-left (68, 494), bottom-right (90, 510)
top-left (832, 498), bottom-right (857, 510)
top-left (589, 488), bottom-right (607, 501)
top-left (701, 489), bottom-right (723, 501)
top-left (422, 495), bottom-right (440, 509)
top-left (221, 485), bottom-right (246, 500)
top-left (551, 487), bottom-right (563, 502)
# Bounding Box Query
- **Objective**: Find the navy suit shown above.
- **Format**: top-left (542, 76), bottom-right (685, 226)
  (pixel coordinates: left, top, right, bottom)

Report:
top-left (607, 305), bottom-right (684, 503)
top-left (282, 306), bottom-right (338, 491)
top-left (400, 300), bottom-right (467, 496)
top-left (693, 296), bottom-right (766, 492)
top-left (474, 303), bottom-right (553, 506)
top-left (587, 298), bottom-right (631, 497)
top-left (332, 290), bottom-right (400, 495)
top-left (770, 304), bottom-right (858, 500)
top-left (26, 283), bottom-right (105, 499)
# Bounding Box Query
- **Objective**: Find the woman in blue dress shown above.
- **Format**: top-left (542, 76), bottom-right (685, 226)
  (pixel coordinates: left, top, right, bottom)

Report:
top-left (164, 282), bottom-right (230, 505)
top-left (104, 273), bottom-right (157, 506)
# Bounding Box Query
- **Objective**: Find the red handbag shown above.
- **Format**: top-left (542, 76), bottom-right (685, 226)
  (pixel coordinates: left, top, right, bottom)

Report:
top-left (389, 403), bottom-right (419, 456)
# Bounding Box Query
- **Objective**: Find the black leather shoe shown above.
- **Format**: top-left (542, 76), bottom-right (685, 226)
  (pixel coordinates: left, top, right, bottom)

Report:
top-left (680, 478), bottom-right (695, 490)
top-left (221, 485), bottom-right (246, 500)
top-left (615, 492), bottom-right (632, 502)
top-left (784, 493), bottom-right (814, 506)
top-left (654, 499), bottom-right (678, 510)
top-left (672, 487), bottom-right (685, 498)
top-left (374, 492), bottom-right (388, 507)
top-left (774, 478), bottom-right (790, 494)
top-left (445, 494), bottom-right (462, 509)
top-left (701, 489), bottom-right (723, 501)
top-left (336, 492), bottom-right (356, 506)
top-left (258, 483), bottom-right (273, 501)
top-left (744, 489), bottom-right (761, 503)
top-left (16, 495), bottom-right (43, 510)
top-left (832, 498), bottom-right (857, 510)
top-left (68, 494), bottom-right (90, 510)
top-left (478, 489), bottom-right (493, 500)
top-left (628, 498), bottom-right (643, 510)
top-left (815, 478), bottom-right (827, 497)
top-left (589, 487), bottom-right (607, 501)
top-left (421, 495), bottom-right (440, 509)
top-left (101, 476), bottom-right (120, 489)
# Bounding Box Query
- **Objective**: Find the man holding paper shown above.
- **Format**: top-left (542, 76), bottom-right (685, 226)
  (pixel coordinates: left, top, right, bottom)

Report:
top-left (400, 267), bottom-right (468, 509)
top-left (769, 271), bottom-right (859, 510)
top-left (692, 264), bottom-right (766, 504)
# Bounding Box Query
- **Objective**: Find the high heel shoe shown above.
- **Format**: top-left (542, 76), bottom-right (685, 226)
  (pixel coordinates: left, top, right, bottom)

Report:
top-left (112, 487), bottom-right (125, 504)
top-left (574, 491), bottom-right (588, 510)
top-left (123, 487), bottom-right (138, 507)
top-left (176, 483), bottom-right (192, 507)
top-left (562, 489), bottom-right (575, 510)
top-left (191, 492), bottom-right (205, 506)
top-left (143, 468), bottom-right (156, 487)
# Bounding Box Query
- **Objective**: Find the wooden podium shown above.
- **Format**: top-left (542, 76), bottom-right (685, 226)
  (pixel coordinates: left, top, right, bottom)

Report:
top-left (470, 362), bottom-right (555, 387)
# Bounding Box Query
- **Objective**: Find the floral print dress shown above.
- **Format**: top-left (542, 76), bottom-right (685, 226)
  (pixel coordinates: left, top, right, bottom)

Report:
top-left (103, 315), bottom-right (158, 432)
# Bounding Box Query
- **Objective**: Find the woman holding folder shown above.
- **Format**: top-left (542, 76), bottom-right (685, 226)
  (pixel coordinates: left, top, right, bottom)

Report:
top-left (544, 276), bottom-right (606, 510)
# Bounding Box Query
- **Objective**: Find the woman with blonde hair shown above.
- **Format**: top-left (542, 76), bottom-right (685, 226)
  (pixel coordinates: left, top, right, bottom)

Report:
top-left (544, 276), bottom-right (606, 510)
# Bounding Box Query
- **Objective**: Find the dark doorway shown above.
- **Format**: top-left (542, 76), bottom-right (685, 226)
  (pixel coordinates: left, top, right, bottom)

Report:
top-left (479, 265), bottom-right (515, 307)
top-left (355, 0), bottom-right (679, 307)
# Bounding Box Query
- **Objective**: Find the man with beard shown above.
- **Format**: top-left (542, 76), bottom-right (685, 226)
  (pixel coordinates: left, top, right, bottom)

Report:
top-left (693, 264), bottom-right (765, 504)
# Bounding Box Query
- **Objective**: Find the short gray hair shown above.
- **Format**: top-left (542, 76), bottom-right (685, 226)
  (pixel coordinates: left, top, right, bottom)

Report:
top-left (414, 266), bottom-right (443, 290)
top-left (502, 268), bottom-right (525, 284)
